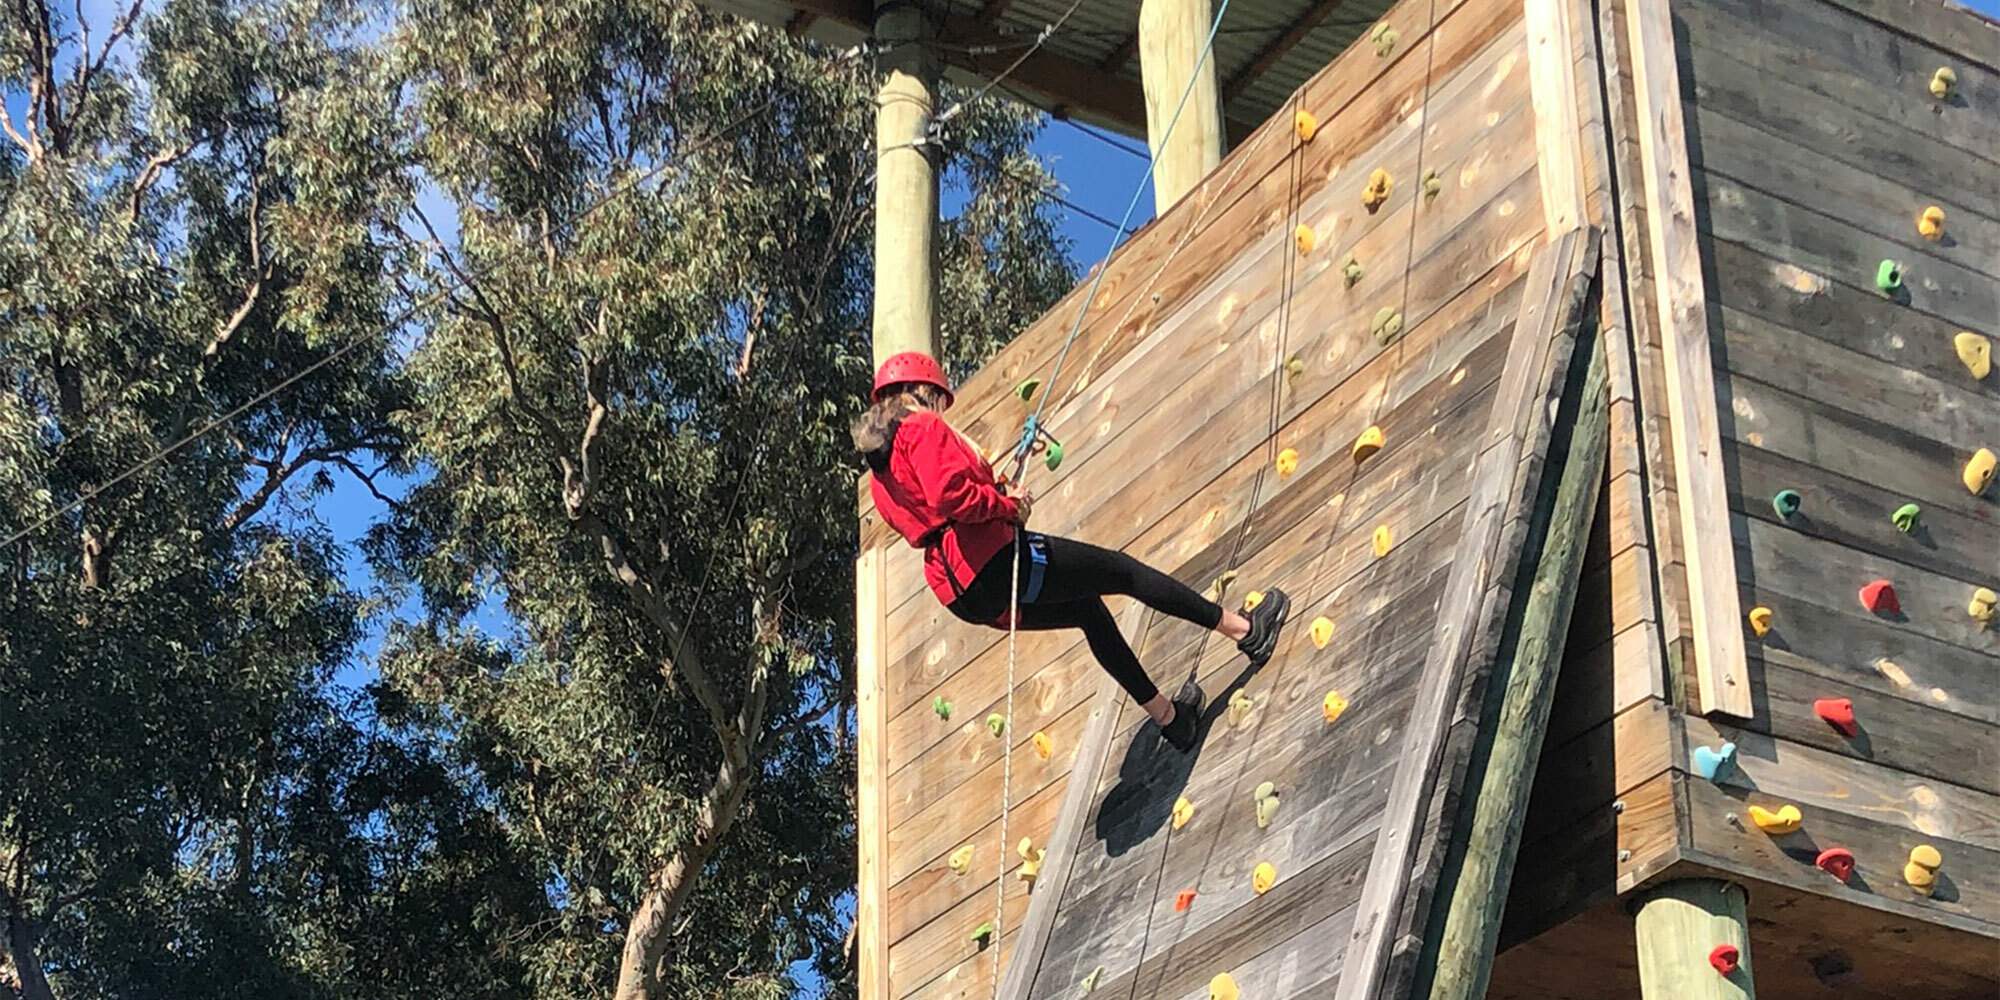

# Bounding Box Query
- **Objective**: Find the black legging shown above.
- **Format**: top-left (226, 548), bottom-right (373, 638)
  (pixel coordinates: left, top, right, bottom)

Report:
top-left (946, 532), bottom-right (1223, 705)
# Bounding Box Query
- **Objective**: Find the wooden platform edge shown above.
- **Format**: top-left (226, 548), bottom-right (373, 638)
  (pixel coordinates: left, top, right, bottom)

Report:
top-left (1334, 225), bottom-right (1601, 1000)
top-left (1620, 0), bottom-right (1752, 720)
top-left (857, 543), bottom-right (892, 1000)
top-left (993, 670), bottom-right (1129, 1000)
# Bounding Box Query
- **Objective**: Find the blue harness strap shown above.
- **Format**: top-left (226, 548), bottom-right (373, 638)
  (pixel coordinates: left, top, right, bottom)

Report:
top-left (1021, 532), bottom-right (1049, 605)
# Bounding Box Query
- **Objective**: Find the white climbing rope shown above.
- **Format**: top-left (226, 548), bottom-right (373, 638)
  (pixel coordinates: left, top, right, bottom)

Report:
top-left (993, 525), bottom-right (1021, 995)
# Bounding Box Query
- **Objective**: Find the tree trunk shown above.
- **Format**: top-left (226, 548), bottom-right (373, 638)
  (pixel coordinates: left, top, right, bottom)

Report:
top-left (3, 906), bottom-right (57, 1000)
top-left (610, 746), bottom-right (756, 1000)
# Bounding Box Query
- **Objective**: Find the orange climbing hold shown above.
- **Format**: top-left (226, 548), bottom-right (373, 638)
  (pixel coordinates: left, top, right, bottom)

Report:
top-left (1175, 888), bottom-right (1198, 912)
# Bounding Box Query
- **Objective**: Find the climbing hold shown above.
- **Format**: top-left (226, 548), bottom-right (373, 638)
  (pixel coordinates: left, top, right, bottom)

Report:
top-left (949, 844), bottom-right (976, 875)
top-left (1243, 590), bottom-right (1265, 611)
top-left (932, 696), bottom-right (953, 721)
top-left (1956, 331), bottom-right (1991, 379)
top-left (1285, 355), bottom-right (1305, 380)
top-left (1369, 21), bottom-right (1399, 56)
top-left (969, 921), bottom-right (996, 947)
top-left (1228, 689), bottom-right (1255, 729)
top-left (1747, 606), bottom-right (1773, 637)
top-left (1709, 944), bottom-right (1741, 976)
top-left (1173, 795), bottom-right (1195, 830)
top-left (1691, 742), bottom-right (1737, 782)
top-left (1309, 616), bottom-right (1334, 650)
top-left (1815, 697), bottom-right (1860, 737)
top-left (1970, 587), bottom-right (1997, 625)
top-left (1033, 730), bottom-right (1054, 761)
top-left (1875, 259), bottom-right (1903, 295)
top-left (1295, 223), bottom-right (1317, 255)
top-left (1905, 844), bottom-right (1942, 894)
top-left (1276, 447), bottom-right (1300, 478)
top-left (1175, 888), bottom-right (1198, 912)
top-left (1930, 66), bottom-right (1957, 99)
top-left (1322, 689), bottom-right (1350, 724)
top-left (1965, 447), bottom-right (1996, 496)
top-left (1772, 488), bottom-right (1802, 519)
top-left (1815, 846), bottom-right (1856, 883)
top-left (1043, 439), bottom-right (1064, 472)
top-left (1082, 966), bottom-right (1104, 994)
top-left (1015, 377), bottom-right (1041, 403)
top-left (1295, 108), bottom-right (1319, 143)
top-left (1371, 307), bottom-right (1405, 345)
top-left (1210, 972), bottom-right (1241, 1000)
top-left (1918, 205), bottom-right (1947, 241)
top-left (1422, 169), bottom-right (1442, 200)
top-left (1859, 579), bottom-right (1900, 616)
top-left (1210, 569), bottom-right (1239, 601)
top-left (1748, 803), bottom-right (1803, 834)
top-left (1362, 168), bottom-right (1393, 211)
top-left (986, 712), bottom-right (1007, 737)
top-left (1343, 258), bottom-right (1364, 287)
top-left (1373, 525), bottom-right (1393, 557)
top-left (1252, 861), bottom-right (1277, 895)
top-left (1253, 781), bottom-right (1280, 829)
top-left (1352, 425), bottom-right (1385, 462)
top-left (1018, 837), bottom-right (1045, 883)
top-left (1892, 502), bottom-right (1922, 533)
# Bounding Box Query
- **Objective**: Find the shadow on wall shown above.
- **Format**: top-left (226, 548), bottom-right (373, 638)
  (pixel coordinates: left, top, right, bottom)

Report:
top-left (1093, 656), bottom-right (1272, 857)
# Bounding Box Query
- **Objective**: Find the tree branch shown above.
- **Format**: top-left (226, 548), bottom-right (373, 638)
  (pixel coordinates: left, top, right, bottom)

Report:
top-left (128, 141), bottom-right (195, 223)
top-left (203, 175), bottom-right (273, 364)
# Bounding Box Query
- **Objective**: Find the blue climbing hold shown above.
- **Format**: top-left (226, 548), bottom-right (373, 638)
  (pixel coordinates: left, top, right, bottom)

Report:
top-left (1692, 742), bottom-right (1737, 782)
top-left (1772, 489), bottom-right (1802, 520)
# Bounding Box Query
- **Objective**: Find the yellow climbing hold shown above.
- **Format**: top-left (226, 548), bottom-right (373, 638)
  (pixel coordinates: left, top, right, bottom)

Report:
top-left (948, 844), bottom-right (975, 875)
top-left (1210, 972), bottom-right (1241, 1000)
top-left (1370, 20), bottom-right (1399, 56)
top-left (1965, 447), bottom-right (1997, 496)
top-left (1228, 688), bottom-right (1255, 729)
top-left (1015, 377), bottom-right (1042, 403)
top-left (1930, 66), bottom-right (1958, 99)
top-left (1032, 730), bottom-right (1054, 761)
top-left (1082, 967), bottom-right (1104, 994)
top-left (1352, 425), bottom-right (1385, 462)
top-left (1252, 861), bottom-right (1278, 895)
top-left (1747, 606), bottom-right (1773, 637)
top-left (1285, 355), bottom-right (1305, 380)
top-left (1173, 795), bottom-right (1196, 830)
top-left (1372, 524), bottom-right (1393, 558)
top-left (1253, 781), bottom-right (1280, 829)
top-left (1018, 837), bottom-right (1046, 883)
top-left (1956, 331), bottom-right (1991, 380)
top-left (1970, 587), bottom-right (1997, 625)
top-left (1309, 616), bottom-right (1334, 650)
top-left (1362, 168), bottom-right (1393, 211)
top-left (1210, 569), bottom-right (1239, 601)
top-left (1918, 205), bottom-right (1947, 241)
top-left (1295, 223), bottom-right (1317, 255)
top-left (1276, 447), bottom-right (1301, 478)
top-left (1295, 108), bottom-right (1320, 142)
top-left (1906, 844), bottom-right (1942, 894)
top-left (1323, 690), bottom-right (1350, 724)
top-left (1244, 590), bottom-right (1266, 611)
top-left (1422, 169), bottom-right (1442, 199)
top-left (1747, 803), bottom-right (1802, 834)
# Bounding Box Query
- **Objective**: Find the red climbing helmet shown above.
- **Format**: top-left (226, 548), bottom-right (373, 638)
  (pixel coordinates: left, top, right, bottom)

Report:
top-left (872, 351), bottom-right (954, 408)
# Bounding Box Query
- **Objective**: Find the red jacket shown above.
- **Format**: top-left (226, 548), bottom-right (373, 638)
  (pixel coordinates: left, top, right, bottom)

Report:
top-left (867, 410), bottom-right (1021, 607)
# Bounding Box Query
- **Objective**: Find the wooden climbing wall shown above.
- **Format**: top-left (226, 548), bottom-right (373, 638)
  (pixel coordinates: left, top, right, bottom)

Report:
top-left (854, 0), bottom-right (1605, 992)
top-left (1491, 0), bottom-right (1999, 996)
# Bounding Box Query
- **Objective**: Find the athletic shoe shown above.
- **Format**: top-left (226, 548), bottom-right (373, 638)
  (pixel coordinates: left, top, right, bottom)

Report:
top-left (1158, 678), bottom-right (1205, 754)
top-left (1237, 587), bottom-right (1291, 667)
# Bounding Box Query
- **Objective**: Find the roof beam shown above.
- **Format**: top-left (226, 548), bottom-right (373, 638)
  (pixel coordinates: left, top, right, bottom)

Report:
top-left (1098, 31), bottom-right (1140, 71)
top-left (1221, 0), bottom-right (1348, 101)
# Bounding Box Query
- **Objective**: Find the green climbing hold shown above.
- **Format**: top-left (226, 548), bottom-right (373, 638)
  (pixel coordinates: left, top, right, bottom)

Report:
top-left (1772, 489), bottom-right (1802, 519)
top-left (933, 695), bottom-right (953, 721)
top-left (1285, 355), bottom-right (1305, 379)
top-left (1875, 259), bottom-right (1903, 294)
top-left (1016, 377), bottom-right (1042, 403)
top-left (1422, 169), bottom-right (1442, 199)
top-left (969, 921), bottom-right (996, 947)
top-left (1892, 503), bottom-right (1921, 533)
top-left (1343, 258), bottom-right (1364, 287)
top-left (1370, 307), bottom-right (1404, 345)
top-left (1044, 439), bottom-right (1065, 471)
top-left (986, 713), bottom-right (1006, 737)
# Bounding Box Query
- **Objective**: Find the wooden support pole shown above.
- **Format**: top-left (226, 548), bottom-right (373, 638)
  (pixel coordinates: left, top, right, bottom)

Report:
top-left (1138, 0), bottom-right (1225, 213)
top-left (872, 0), bottom-right (941, 367)
top-left (854, 543), bottom-right (891, 1000)
top-left (1633, 879), bottom-right (1756, 1000)
top-left (1427, 329), bottom-right (1611, 1000)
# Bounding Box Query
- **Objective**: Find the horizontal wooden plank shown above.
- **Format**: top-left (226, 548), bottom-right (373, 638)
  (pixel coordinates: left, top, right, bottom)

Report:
top-left (887, 775), bottom-right (1069, 947)
top-left (1521, 696), bottom-right (1676, 845)
top-left (1743, 657), bottom-right (2000, 796)
top-left (1499, 768), bottom-right (1681, 947)
top-left (1545, 619), bottom-right (1665, 749)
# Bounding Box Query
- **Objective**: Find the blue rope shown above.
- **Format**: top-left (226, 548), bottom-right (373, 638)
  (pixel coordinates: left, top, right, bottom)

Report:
top-left (1010, 0), bottom-right (1237, 479)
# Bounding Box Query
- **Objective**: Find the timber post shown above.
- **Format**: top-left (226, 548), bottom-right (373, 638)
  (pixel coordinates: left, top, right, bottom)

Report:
top-left (1137, 0), bottom-right (1225, 212)
top-left (872, 0), bottom-right (941, 367)
top-left (1633, 879), bottom-right (1756, 1000)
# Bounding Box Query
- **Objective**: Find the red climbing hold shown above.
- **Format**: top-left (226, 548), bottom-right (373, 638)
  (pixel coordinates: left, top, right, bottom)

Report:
top-left (1859, 579), bottom-right (1900, 615)
top-left (1816, 847), bottom-right (1857, 882)
top-left (1814, 697), bottom-right (1859, 737)
top-left (1174, 889), bottom-right (1197, 913)
top-left (1709, 944), bottom-right (1741, 975)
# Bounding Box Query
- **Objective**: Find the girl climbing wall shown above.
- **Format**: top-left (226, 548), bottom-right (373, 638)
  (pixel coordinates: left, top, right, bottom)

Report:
top-left (855, 352), bottom-right (1291, 752)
